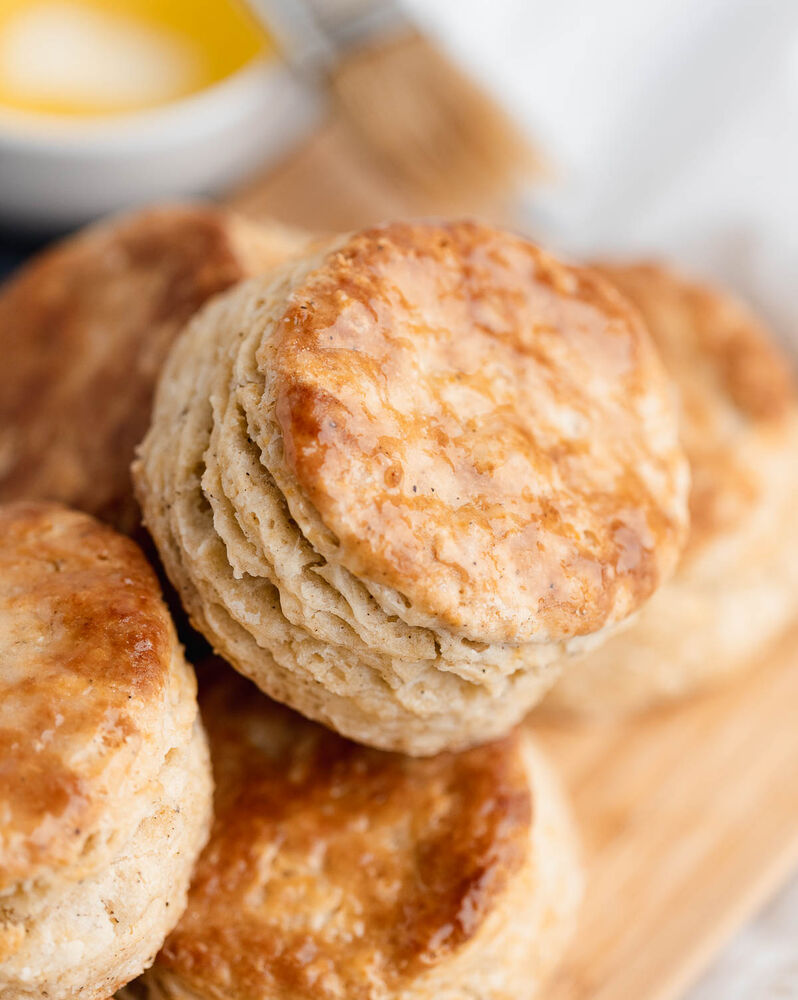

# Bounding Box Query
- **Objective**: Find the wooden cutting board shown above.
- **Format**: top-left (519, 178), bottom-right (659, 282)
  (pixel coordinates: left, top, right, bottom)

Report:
top-left (227, 133), bottom-right (798, 1000)
top-left (532, 624), bottom-right (798, 1000)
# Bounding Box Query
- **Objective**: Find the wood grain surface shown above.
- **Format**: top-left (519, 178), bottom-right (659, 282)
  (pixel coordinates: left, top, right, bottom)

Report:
top-left (531, 624), bottom-right (798, 1000)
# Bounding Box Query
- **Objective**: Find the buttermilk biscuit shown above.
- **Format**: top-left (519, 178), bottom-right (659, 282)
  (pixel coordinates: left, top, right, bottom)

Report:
top-left (545, 263), bottom-right (798, 714)
top-left (134, 220), bottom-right (688, 754)
top-left (0, 502), bottom-right (213, 1000)
top-left (0, 205), bottom-right (308, 534)
top-left (122, 667), bottom-right (582, 1000)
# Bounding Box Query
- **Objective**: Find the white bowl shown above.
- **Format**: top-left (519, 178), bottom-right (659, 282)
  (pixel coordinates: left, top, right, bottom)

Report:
top-left (0, 56), bottom-right (320, 232)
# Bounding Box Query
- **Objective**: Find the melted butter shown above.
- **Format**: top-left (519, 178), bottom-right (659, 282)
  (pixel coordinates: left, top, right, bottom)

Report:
top-left (0, 0), bottom-right (268, 118)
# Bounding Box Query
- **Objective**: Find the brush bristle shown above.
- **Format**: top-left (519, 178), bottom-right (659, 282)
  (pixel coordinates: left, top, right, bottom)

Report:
top-left (330, 31), bottom-right (541, 211)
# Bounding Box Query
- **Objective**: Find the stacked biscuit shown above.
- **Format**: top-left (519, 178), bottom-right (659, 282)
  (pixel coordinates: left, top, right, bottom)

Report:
top-left (1, 203), bottom-right (795, 999)
top-left (134, 221), bottom-right (689, 754)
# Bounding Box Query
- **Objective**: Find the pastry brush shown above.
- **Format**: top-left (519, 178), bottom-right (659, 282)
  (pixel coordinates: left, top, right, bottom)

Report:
top-left (246, 0), bottom-right (540, 211)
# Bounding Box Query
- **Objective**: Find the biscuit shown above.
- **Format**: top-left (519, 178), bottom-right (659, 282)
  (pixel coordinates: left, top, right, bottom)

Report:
top-left (0, 502), bottom-right (213, 1000)
top-left (545, 263), bottom-right (798, 714)
top-left (123, 666), bottom-right (582, 1000)
top-left (0, 205), bottom-right (309, 534)
top-left (134, 220), bottom-right (689, 753)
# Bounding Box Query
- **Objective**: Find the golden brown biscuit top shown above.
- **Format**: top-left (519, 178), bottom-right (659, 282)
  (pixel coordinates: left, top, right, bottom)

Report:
top-left (0, 205), bottom-right (289, 534)
top-left (268, 221), bottom-right (688, 643)
top-left (595, 263), bottom-right (798, 553)
top-left (159, 669), bottom-right (532, 1000)
top-left (0, 502), bottom-right (176, 888)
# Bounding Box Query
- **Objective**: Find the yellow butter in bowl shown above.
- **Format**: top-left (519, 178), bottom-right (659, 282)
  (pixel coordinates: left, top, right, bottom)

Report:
top-left (0, 0), bottom-right (268, 118)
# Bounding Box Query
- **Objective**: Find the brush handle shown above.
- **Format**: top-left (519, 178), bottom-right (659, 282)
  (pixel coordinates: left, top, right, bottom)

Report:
top-left (303, 0), bottom-right (407, 49)
top-left (249, 0), bottom-right (407, 77)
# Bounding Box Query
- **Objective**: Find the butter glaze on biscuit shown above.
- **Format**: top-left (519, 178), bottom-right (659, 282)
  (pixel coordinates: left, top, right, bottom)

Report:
top-left (0, 502), bottom-right (212, 1000)
top-left (545, 263), bottom-right (798, 714)
top-left (269, 222), bottom-right (687, 643)
top-left (130, 668), bottom-right (582, 1000)
top-left (0, 206), bottom-right (308, 533)
top-left (135, 221), bottom-right (689, 753)
top-left (596, 263), bottom-right (796, 556)
top-left (0, 502), bottom-right (170, 886)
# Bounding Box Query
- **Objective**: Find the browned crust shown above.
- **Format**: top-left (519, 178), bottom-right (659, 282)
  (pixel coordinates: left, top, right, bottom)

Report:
top-left (158, 666), bottom-right (532, 999)
top-left (268, 221), bottom-right (687, 643)
top-left (595, 263), bottom-right (798, 552)
top-left (0, 501), bottom-right (175, 887)
top-left (0, 205), bottom-right (289, 534)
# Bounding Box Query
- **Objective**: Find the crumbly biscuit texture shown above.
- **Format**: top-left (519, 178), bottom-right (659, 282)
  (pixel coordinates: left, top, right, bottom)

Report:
top-left (1, 718), bottom-right (211, 1000)
top-left (0, 502), bottom-right (213, 1000)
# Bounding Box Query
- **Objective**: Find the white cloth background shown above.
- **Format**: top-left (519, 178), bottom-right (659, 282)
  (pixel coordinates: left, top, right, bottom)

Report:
top-left (404, 2), bottom-right (798, 996)
top-left (409, 0), bottom-right (798, 348)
